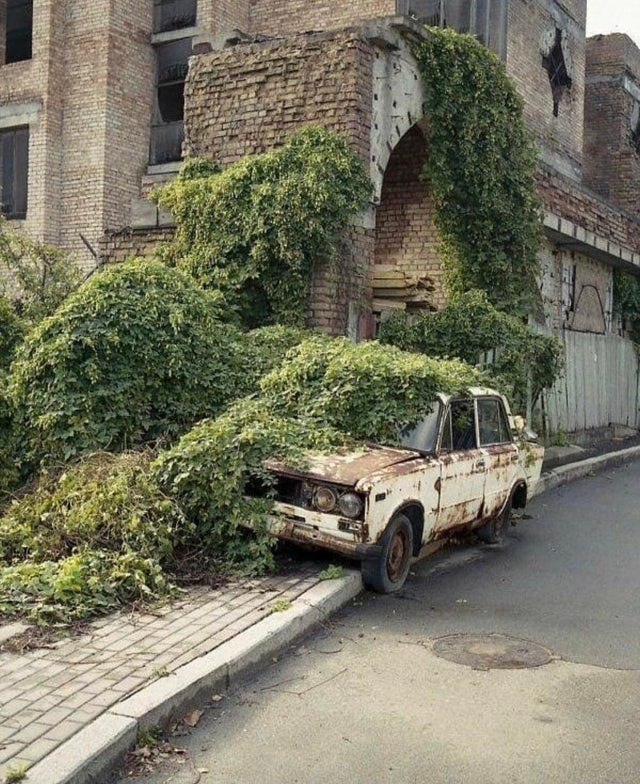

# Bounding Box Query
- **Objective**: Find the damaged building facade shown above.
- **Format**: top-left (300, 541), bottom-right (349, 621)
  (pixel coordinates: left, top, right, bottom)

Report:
top-left (1, 1), bottom-right (640, 435)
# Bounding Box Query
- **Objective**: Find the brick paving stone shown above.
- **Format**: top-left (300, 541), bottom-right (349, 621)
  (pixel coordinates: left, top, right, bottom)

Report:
top-left (15, 736), bottom-right (59, 763)
top-left (42, 720), bottom-right (85, 743)
top-left (0, 741), bottom-right (25, 765)
top-left (10, 721), bottom-right (49, 745)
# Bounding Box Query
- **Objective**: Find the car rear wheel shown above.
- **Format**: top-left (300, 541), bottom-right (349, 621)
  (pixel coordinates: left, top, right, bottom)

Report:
top-left (362, 513), bottom-right (413, 593)
top-left (477, 495), bottom-right (512, 545)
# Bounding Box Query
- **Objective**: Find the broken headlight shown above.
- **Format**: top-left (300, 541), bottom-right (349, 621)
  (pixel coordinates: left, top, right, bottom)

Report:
top-left (338, 492), bottom-right (364, 519)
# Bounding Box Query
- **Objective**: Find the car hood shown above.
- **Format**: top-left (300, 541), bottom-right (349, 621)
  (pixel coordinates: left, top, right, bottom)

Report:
top-left (266, 445), bottom-right (420, 487)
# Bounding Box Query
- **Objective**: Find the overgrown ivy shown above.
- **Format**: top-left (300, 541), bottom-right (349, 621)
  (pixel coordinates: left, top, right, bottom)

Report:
top-left (1, 336), bottom-right (484, 623)
top-left (9, 259), bottom-right (243, 469)
top-left (378, 290), bottom-right (562, 414)
top-left (613, 269), bottom-right (640, 342)
top-left (153, 125), bottom-right (371, 327)
top-left (414, 28), bottom-right (542, 313)
top-left (0, 217), bottom-right (81, 326)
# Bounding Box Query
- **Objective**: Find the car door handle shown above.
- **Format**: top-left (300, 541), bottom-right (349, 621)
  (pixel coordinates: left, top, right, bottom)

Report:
top-left (475, 459), bottom-right (486, 470)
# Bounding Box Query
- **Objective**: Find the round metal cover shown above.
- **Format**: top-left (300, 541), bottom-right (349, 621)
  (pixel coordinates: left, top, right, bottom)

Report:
top-left (432, 633), bottom-right (553, 670)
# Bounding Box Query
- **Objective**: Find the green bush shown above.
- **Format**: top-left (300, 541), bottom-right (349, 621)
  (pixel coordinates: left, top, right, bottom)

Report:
top-left (0, 452), bottom-right (181, 622)
top-left (0, 218), bottom-right (81, 325)
top-left (9, 258), bottom-right (244, 466)
top-left (156, 338), bottom-right (484, 575)
top-left (378, 291), bottom-right (562, 412)
top-left (0, 295), bottom-right (25, 371)
top-left (259, 336), bottom-right (485, 442)
top-left (154, 125), bottom-right (371, 327)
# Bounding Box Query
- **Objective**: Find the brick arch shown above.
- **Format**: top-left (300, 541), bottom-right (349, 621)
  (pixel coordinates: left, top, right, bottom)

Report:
top-left (373, 123), bottom-right (445, 313)
top-left (368, 40), bottom-right (427, 204)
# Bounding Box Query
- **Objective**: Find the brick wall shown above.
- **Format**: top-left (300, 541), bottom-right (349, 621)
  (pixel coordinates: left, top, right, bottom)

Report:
top-left (100, 226), bottom-right (174, 264)
top-left (249, 0), bottom-right (395, 38)
top-left (198, 0), bottom-right (250, 36)
top-left (537, 163), bottom-right (640, 250)
top-left (374, 124), bottom-right (444, 310)
top-left (184, 30), bottom-right (373, 167)
top-left (583, 34), bottom-right (640, 220)
top-left (506, 0), bottom-right (586, 179)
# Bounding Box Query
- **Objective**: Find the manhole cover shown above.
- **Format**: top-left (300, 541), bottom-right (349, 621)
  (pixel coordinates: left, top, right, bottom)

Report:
top-left (432, 633), bottom-right (553, 670)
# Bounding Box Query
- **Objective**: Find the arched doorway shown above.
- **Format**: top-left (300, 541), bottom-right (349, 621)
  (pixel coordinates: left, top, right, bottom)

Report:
top-left (373, 124), bottom-right (445, 330)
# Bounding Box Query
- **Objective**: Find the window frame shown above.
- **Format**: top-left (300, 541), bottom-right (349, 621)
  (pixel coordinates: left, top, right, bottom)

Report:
top-left (0, 125), bottom-right (29, 220)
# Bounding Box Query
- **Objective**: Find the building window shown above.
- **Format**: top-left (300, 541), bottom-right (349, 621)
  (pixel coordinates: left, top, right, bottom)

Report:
top-left (153, 0), bottom-right (197, 34)
top-left (541, 27), bottom-right (573, 118)
top-left (0, 126), bottom-right (28, 219)
top-left (5, 0), bottom-right (33, 64)
top-left (150, 38), bottom-right (192, 164)
top-left (396, 0), bottom-right (507, 58)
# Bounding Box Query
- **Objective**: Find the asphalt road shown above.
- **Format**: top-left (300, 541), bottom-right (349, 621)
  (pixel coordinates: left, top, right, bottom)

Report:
top-left (131, 460), bottom-right (640, 784)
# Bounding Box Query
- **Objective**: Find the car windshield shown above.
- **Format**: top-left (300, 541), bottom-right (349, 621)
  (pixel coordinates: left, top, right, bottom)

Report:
top-left (398, 404), bottom-right (442, 453)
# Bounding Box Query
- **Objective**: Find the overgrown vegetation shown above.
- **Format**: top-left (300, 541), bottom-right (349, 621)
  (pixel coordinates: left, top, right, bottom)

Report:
top-left (153, 125), bottom-right (371, 327)
top-left (379, 291), bottom-right (562, 411)
top-left (9, 259), bottom-right (242, 468)
top-left (414, 28), bottom-right (542, 313)
top-left (613, 269), bottom-right (640, 342)
top-left (0, 216), bottom-right (81, 325)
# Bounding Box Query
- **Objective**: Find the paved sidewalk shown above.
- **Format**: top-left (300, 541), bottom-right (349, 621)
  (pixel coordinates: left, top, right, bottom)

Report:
top-left (1, 444), bottom-right (639, 783)
top-left (0, 568), bottom-right (361, 783)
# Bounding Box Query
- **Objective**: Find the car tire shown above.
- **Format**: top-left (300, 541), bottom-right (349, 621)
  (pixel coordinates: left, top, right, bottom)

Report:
top-left (477, 495), bottom-right (513, 545)
top-left (361, 513), bottom-right (413, 593)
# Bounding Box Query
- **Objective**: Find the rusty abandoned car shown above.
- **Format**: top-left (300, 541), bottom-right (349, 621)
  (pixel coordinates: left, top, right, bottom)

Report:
top-left (262, 388), bottom-right (544, 593)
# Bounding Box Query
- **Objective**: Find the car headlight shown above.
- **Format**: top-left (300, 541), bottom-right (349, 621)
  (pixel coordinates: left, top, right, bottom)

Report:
top-left (314, 485), bottom-right (337, 513)
top-left (338, 492), bottom-right (363, 519)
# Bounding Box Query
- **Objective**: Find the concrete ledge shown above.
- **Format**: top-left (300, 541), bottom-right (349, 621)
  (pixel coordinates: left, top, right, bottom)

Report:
top-left (534, 445), bottom-right (640, 496)
top-left (25, 714), bottom-right (137, 784)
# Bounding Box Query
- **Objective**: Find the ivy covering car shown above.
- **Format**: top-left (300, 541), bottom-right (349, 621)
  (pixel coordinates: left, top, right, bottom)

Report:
top-left (263, 388), bottom-right (544, 593)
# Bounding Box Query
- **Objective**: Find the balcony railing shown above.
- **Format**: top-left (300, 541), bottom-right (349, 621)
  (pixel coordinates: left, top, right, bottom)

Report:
top-left (154, 0), bottom-right (197, 34)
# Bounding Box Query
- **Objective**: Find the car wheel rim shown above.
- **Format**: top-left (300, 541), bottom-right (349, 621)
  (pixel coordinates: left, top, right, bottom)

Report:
top-left (387, 530), bottom-right (408, 582)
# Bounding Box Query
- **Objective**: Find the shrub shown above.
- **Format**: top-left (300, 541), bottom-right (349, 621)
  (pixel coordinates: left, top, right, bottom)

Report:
top-left (259, 336), bottom-right (485, 442)
top-left (414, 28), bottom-right (541, 313)
top-left (0, 295), bottom-right (25, 371)
top-left (154, 125), bottom-right (372, 326)
top-left (0, 218), bottom-right (81, 325)
top-left (0, 452), bottom-right (181, 622)
top-left (9, 258), bottom-right (244, 466)
top-left (378, 290), bottom-right (563, 412)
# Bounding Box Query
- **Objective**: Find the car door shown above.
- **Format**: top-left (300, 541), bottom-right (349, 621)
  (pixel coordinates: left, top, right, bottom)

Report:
top-left (434, 397), bottom-right (486, 533)
top-left (477, 396), bottom-right (519, 517)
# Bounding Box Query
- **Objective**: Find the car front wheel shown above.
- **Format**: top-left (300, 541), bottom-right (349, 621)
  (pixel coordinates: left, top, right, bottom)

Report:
top-left (362, 513), bottom-right (413, 593)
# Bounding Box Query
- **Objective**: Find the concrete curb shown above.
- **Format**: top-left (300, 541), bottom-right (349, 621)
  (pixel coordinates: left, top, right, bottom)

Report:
top-left (25, 572), bottom-right (363, 784)
top-left (24, 446), bottom-right (640, 784)
top-left (534, 445), bottom-right (640, 496)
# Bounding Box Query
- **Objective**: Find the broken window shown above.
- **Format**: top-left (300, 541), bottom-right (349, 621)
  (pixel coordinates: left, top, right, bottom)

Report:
top-left (5, 0), bottom-right (33, 64)
top-left (630, 104), bottom-right (640, 155)
top-left (541, 27), bottom-right (572, 118)
top-left (153, 0), bottom-right (197, 34)
top-left (150, 38), bottom-right (192, 164)
top-left (396, 0), bottom-right (507, 57)
top-left (0, 126), bottom-right (28, 219)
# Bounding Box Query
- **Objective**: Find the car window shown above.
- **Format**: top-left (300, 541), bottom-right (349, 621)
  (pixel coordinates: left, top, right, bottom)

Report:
top-left (399, 403), bottom-right (442, 453)
top-left (477, 398), bottom-right (512, 446)
top-left (441, 399), bottom-right (477, 451)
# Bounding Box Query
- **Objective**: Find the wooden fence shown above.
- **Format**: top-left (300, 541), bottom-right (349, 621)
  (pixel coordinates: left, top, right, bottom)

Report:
top-left (541, 331), bottom-right (640, 434)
